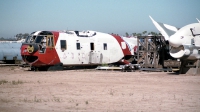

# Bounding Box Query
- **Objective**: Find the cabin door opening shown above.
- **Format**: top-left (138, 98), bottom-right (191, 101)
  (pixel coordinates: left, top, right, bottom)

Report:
top-left (39, 35), bottom-right (54, 53)
top-left (45, 35), bottom-right (56, 62)
top-left (89, 41), bottom-right (102, 64)
top-left (46, 36), bottom-right (54, 48)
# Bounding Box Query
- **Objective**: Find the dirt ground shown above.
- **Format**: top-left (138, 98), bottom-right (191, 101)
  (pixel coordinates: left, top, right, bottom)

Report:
top-left (0, 66), bottom-right (200, 112)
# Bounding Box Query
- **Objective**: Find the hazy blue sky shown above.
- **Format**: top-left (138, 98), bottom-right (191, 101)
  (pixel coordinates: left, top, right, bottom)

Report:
top-left (0, 0), bottom-right (200, 38)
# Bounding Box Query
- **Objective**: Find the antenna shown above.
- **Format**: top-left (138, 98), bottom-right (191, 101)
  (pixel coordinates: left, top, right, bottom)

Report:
top-left (196, 18), bottom-right (200, 23)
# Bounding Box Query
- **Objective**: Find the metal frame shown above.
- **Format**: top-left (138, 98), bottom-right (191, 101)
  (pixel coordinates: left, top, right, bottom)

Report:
top-left (136, 36), bottom-right (179, 69)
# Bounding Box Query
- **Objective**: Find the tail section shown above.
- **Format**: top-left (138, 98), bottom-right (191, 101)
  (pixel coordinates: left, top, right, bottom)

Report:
top-left (149, 16), bottom-right (179, 40)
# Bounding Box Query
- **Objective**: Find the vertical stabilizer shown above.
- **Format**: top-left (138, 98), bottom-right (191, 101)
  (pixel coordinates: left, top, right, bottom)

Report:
top-left (149, 16), bottom-right (179, 40)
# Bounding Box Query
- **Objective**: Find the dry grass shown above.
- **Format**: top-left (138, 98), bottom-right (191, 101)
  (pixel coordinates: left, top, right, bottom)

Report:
top-left (0, 80), bottom-right (8, 85)
top-left (0, 79), bottom-right (25, 85)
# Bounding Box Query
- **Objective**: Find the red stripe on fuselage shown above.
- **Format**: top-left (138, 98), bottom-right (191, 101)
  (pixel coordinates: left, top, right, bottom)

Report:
top-left (111, 34), bottom-right (131, 55)
top-left (51, 31), bottom-right (59, 45)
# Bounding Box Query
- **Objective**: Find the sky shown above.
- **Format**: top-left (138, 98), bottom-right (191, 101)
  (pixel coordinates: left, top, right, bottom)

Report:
top-left (0, 0), bottom-right (200, 38)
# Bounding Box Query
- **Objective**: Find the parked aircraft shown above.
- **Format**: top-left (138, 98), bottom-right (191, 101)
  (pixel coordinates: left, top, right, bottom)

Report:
top-left (149, 16), bottom-right (200, 60)
top-left (21, 30), bottom-right (137, 70)
top-left (149, 16), bottom-right (200, 74)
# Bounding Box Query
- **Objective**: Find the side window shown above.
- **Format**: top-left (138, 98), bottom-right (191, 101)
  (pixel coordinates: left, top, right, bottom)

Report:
top-left (28, 36), bottom-right (36, 43)
top-left (121, 42), bottom-right (126, 49)
top-left (35, 36), bottom-right (43, 43)
top-left (47, 36), bottom-right (54, 47)
top-left (103, 43), bottom-right (107, 50)
top-left (76, 43), bottom-right (80, 50)
top-left (90, 43), bottom-right (94, 50)
top-left (60, 40), bottom-right (66, 51)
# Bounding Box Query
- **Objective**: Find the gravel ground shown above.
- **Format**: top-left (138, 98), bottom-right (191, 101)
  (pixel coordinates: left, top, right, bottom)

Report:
top-left (0, 66), bottom-right (200, 112)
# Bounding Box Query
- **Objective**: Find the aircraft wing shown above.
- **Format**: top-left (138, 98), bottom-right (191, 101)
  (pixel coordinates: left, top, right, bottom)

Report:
top-left (149, 16), bottom-right (179, 40)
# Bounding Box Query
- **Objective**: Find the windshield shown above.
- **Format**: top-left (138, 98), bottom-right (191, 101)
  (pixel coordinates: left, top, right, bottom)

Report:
top-left (25, 36), bottom-right (32, 43)
top-left (35, 36), bottom-right (44, 43)
top-left (25, 35), bottom-right (45, 43)
top-left (25, 36), bottom-right (36, 43)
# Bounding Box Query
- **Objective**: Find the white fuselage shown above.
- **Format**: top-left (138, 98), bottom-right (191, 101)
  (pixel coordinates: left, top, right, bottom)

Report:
top-left (21, 30), bottom-right (137, 68)
top-left (55, 31), bottom-right (135, 65)
top-left (149, 16), bottom-right (200, 60)
top-left (169, 23), bottom-right (200, 60)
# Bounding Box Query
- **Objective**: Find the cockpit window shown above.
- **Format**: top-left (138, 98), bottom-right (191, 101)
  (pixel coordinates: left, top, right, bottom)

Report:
top-left (35, 36), bottom-right (44, 43)
top-left (25, 35), bottom-right (44, 43)
top-left (26, 36), bottom-right (36, 43)
top-left (25, 36), bottom-right (32, 43)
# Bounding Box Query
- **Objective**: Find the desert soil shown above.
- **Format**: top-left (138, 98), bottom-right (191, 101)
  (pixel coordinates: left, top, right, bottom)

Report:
top-left (0, 66), bottom-right (200, 112)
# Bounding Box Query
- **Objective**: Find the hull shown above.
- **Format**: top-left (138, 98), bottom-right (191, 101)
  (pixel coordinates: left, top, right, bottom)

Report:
top-left (0, 41), bottom-right (22, 64)
top-left (21, 31), bottom-right (137, 69)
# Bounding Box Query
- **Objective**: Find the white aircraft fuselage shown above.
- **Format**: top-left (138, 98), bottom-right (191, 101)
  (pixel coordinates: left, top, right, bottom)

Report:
top-left (21, 30), bottom-right (137, 69)
top-left (150, 16), bottom-right (200, 60)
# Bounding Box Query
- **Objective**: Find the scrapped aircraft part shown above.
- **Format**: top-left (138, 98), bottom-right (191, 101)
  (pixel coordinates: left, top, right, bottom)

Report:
top-left (170, 46), bottom-right (185, 58)
top-left (150, 16), bottom-right (200, 58)
top-left (149, 16), bottom-right (179, 41)
top-left (170, 45), bottom-right (200, 60)
top-left (194, 36), bottom-right (200, 46)
top-left (21, 30), bottom-right (137, 71)
top-left (95, 66), bottom-right (122, 70)
top-left (169, 35), bottom-right (194, 48)
top-left (120, 64), bottom-right (141, 72)
top-left (168, 36), bottom-right (182, 48)
top-left (150, 16), bottom-right (200, 74)
top-left (0, 42), bottom-right (22, 64)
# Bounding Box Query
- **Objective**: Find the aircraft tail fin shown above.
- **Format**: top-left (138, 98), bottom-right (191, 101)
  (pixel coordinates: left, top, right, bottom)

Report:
top-left (149, 16), bottom-right (179, 40)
